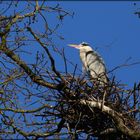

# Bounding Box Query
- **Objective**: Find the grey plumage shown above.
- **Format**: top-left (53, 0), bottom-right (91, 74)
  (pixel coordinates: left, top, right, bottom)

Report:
top-left (68, 42), bottom-right (107, 86)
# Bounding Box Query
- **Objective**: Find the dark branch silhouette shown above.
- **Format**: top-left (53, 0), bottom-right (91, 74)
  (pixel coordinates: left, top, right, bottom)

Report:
top-left (0, 1), bottom-right (140, 139)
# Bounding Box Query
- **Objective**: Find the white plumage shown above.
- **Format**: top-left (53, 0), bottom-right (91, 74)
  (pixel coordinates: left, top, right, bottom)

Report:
top-left (68, 42), bottom-right (107, 86)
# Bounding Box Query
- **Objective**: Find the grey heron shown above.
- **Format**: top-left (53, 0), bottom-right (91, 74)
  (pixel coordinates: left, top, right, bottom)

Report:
top-left (68, 42), bottom-right (108, 86)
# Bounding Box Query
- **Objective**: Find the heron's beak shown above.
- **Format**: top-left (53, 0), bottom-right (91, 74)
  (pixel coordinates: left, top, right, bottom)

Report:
top-left (68, 44), bottom-right (80, 49)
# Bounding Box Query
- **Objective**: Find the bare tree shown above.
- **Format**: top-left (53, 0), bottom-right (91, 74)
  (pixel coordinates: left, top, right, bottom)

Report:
top-left (0, 1), bottom-right (140, 139)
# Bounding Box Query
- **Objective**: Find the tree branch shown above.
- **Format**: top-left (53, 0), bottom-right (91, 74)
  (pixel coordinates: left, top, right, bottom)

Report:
top-left (27, 26), bottom-right (64, 82)
top-left (0, 104), bottom-right (53, 113)
top-left (80, 99), bottom-right (140, 140)
top-left (0, 35), bottom-right (61, 89)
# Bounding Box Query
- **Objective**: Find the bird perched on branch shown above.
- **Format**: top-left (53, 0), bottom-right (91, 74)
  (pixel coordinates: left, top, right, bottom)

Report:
top-left (68, 42), bottom-right (108, 86)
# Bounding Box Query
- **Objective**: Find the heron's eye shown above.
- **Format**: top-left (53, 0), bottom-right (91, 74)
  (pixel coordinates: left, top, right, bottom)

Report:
top-left (81, 42), bottom-right (89, 46)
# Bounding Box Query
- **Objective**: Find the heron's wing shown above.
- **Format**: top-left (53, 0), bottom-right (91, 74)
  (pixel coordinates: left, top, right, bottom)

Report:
top-left (86, 51), bottom-right (106, 72)
top-left (86, 51), bottom-right (108, 84)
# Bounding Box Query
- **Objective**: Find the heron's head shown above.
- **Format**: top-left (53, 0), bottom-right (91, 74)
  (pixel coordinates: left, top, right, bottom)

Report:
top-left (68, 42), bottom-right (93, 52)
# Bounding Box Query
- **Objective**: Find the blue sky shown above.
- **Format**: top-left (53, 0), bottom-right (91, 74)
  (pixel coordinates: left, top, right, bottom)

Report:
top-left (49, 1), bottom-right (140, 87)
top-left (1, 1), bottom-right (140, 138)
top-left (1, 1), bottom-right (140, 87)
